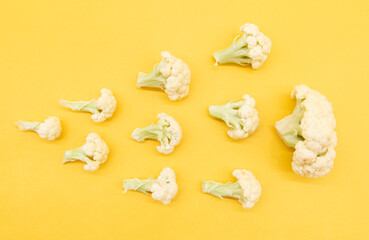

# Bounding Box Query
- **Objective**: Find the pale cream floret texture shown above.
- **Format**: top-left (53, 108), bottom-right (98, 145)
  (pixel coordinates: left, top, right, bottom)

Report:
top-left (159, 51), bottom-right (191, 101)
top-left (82, 133), bottom-right (110, 171)
top-left (36, 117), bottom-right (62, 140)
top-left (232, 169), bottom-right (262, 209)
top-left (150, 167), bottom-right (178, 205)
top-left (291, 85), bottom-right (337, 177)
top-left (240, 23), bottom-right (272, 69)
top-left (91, 88), bottom-right (117, 122)
top-left (228, 95), bottom-right (260, 139)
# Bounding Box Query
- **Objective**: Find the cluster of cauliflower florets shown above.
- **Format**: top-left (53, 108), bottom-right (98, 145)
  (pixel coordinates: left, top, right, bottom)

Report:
top-left (14, 22), bottom-right (338, 209)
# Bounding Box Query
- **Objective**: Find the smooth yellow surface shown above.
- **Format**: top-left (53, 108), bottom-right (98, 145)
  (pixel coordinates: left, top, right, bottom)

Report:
top-left (0, 0), bottom-right (368, 239)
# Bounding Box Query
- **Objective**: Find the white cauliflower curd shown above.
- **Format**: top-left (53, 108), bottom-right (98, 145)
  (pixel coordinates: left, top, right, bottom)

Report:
top-left (275, 85), bottom-right (337, 177)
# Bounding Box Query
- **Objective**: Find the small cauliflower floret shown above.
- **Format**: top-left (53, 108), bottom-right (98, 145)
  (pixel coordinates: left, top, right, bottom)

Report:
top-left (131, 113), bottom-right (182, 154)
top-left (63, 133), bottom-right (109, 171)
top-left (275, 85), bottom-right (337, 177)
top-left (137, 51), bottom-right (191, 101)
top-left (202, 169), bottom-right (261, 209)
top-left (60, 88), bottom-right (117, 122)
top-left (15, 116), bottom-right (62, 140)
top-left (209, 94), bottom-right (259, 139)
top-left (123, 167), bottom-right (178, 205)
top-left (213, 23), bottom-right (272, 69)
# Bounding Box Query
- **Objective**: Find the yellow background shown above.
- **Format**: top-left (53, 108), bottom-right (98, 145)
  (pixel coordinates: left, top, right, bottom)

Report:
top-left (1, 0), bottom-right (368, 239)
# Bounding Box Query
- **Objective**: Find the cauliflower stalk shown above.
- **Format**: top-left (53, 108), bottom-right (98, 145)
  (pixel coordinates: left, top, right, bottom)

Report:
top-left (275, 85), bottom-right (337, 177)
top-left (209, 94), bottom-right (259, 139)
top-left (60, 88), bottom-right (117, 122)
top-left (213, 23), bottom-right (272, 69)
top-left (137, 51), bottom-right (191, 101)
top-left (123, 167), bottom-right (178, 205)
top-left (131, 113), bottom-right (182, 154)
top-left (15, 116), bottom-right (62, 140)
top-left (63, 133), bottom-right (109, 171)
top-left (203, 169), bottom-right (261, 209)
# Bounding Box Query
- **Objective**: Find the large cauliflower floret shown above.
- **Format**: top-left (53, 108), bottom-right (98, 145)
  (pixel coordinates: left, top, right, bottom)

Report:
top-left (63, 133), bottom-right (109, 171)
top-left (137, 51), bottom-right (191, 101)
top-left (123, 167), bottom-right (178, 205)
top-left (15, 116), bottom-right (62, 140)
top-left (209, 94), bottom-right (259, 139)
top-left (213, 23), bottom-right (272, 69)
top-left (202, 169), bottom-right (262, 209)
top-left (131, 113), bottom-right (182, 154)
top-left (60, 88), bottom-right (117, 123)
top-left (275, 85), bottom-right (337, 177)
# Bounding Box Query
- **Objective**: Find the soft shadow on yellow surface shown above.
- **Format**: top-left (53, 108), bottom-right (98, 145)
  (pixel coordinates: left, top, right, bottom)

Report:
top-left (0, 0), bottom-right (368, 239)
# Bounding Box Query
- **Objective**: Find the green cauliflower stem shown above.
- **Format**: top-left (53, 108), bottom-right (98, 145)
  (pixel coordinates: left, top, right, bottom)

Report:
top-left (203, 181), bottom-right (245, 200)
top-left (137, 65), bottom-right (166, 89)
top-left (209, 101), bottom-right (244, 129)
top-left (123, 178), bottom-right (157, 194)
top-left (59, 100), bottom-right (99, 113)
top-left (275, 99), bottom-right (305, 148)
top-left (213, 35), bottom-right (252, 66)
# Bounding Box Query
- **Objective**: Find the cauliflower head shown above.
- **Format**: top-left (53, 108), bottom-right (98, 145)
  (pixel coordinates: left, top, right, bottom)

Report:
top-left (213, 23), bottom-right (272, 69)
top-left (137, 51), bottom-right (191, 101)
top-left (275, 85), bottom-right (337, 177)
top-left (123, 167), bottom-right (178, 205)
top-left (63, 133), bottom-right (109, 171)
top-left (202, 169), bottom-right (262, 209)
top-left (60, 88), bottom-right (117, 123)
top-left (209, 94), bottom-right (259, 139)
top-left (131, 113), bottom-right (182, 154)
top-left (15, 116), bottom-right (62, 140)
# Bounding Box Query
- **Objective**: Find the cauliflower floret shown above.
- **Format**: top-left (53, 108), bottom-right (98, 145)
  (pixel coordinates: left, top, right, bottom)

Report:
top-left (91, 89), bottom-right (117, 122)
top-left (137, 51), bottom-right (191, 101)
top-left (275, 85), bottom-right (337, 177)
top-left (213, 23), bottom-right (272, 69)
top-left (202, 169), bottom-right (262, 209)
top-left (123, 167), bottom-right (178, 205)
top-left (209, 94), bottom-right (259, 139)
top-left (15, 116), bottom-right (62, 140)
top-left (131, 113), bottom-right (182, 154)
top-left (150, 167), bottom-right (178, 205)
top-left (232, 169), bottom-right (262, 209)
top-left (60, 88), bottom-right (117, 123)
top-left (63, 133), bottom-right (109, 171)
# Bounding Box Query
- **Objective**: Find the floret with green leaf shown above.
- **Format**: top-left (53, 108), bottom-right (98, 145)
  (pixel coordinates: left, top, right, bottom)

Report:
top-left (137, 51), bottom-right (191, 101)
top-left (63, 133), bottom-right (109, 171)
top-left (203, 169), bottom-right (261, 209)
top-left (213, 23), bottom-right (272, 69)
top-left (131, 113), bottom-right (182, 154)
top-left (209, 94), bottom-right (259, 139)
top-left (123, 167), bottom-right (178, 205)
top-left (15, 116), bottom-right (62, 140)
top-left (60, 88), bottom-right (117, 122)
